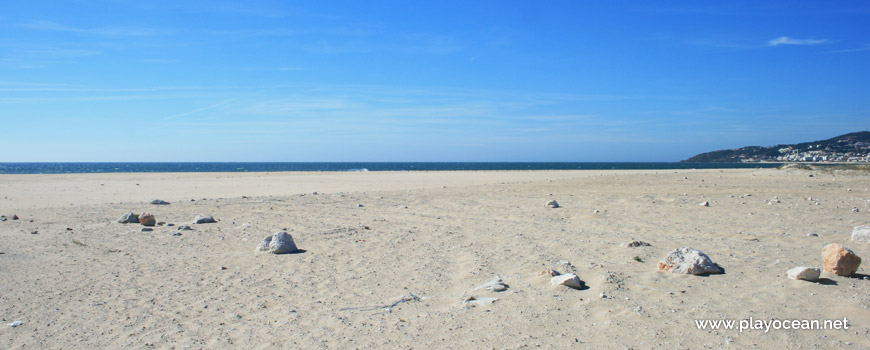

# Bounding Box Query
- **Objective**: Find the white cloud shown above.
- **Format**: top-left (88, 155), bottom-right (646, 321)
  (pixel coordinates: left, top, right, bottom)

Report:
top-left (768, 36), bottom-right (827, 46)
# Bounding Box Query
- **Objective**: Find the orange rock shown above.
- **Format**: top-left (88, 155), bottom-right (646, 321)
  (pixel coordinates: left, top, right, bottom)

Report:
top-left (138, 212), bottom-right (156, 227)
top-left (822, 243), bottom-right (861, 276)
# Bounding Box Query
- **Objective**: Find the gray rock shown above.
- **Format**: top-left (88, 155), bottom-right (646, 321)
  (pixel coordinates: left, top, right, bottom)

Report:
top-left (117, 212), bottom-right (139, 224)
top-left (194, 215), bottom-right (216, 224)
top-left (462, 296), bottom-right (498, 307)
top-left (545, 200), bottom-right (559, 208)
top-left (852, 225), bottom-right (870, 243)
top-left (170, 232), bottom-right (182, 236)
top-left (141, 227), bottom-right (153, 232)
top-left (622, 240), bottom-right (651, 248)
top-left (178, 225), bottom-right (192, 231)
top-left (11, 215), bottom-right (18, 220)
top-left (550, 273), bottom-right (585, 289)
top-left (657, 247), bottom-right (723, 275)
top-left (807, 233), bottom-right (819, 237)
top-left (787, 267), bottom-right (821, 281)
top-left (256, 232), bottom-right (299, 254)
top-left (150, 199), bottom-right (170, 205)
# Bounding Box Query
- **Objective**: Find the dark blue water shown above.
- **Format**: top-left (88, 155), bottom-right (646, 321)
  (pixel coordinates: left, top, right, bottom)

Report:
top-left (0, 162), bottom-right (781, 174)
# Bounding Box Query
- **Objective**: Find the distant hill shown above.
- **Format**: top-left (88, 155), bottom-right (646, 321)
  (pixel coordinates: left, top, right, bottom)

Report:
top-left (684, 131), bottom-right (870, 163)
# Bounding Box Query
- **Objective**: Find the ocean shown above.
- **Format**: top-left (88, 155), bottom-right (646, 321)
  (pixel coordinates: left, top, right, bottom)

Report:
top-left (0, 162), bottom-right (781, 174)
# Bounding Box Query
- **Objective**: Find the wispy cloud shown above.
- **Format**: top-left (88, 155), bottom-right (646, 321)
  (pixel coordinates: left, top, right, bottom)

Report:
top-left (21, 20), bottom-right (169, 37)
top-left (165, 99), bottom-right (237, 120)
top-left (825, 44), bottom-right (870, 54)
top-left (768, 36), bottom-right (828, 46)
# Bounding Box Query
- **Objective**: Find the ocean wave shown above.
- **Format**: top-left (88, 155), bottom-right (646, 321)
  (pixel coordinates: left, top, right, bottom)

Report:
top-left (345, 168), bottom-right (369, 172)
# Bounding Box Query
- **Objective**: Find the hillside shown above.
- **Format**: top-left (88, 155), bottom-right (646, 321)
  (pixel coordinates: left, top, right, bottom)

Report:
top-left (684, 131), bottom-right (870, 163)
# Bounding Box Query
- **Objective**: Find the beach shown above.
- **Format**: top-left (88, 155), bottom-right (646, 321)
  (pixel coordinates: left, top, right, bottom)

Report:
top-left (1, 168), bottom-right (868, 349)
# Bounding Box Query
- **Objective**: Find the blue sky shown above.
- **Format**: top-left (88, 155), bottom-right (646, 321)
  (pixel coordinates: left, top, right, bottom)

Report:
top-left (1, 1), bottom-right (868, 162)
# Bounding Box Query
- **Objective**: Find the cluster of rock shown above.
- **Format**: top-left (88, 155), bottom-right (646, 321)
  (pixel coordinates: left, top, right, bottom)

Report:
top-left (0, 214), bottom-right (19, 222)
top-left (785, 226), bottom-right (867, 282)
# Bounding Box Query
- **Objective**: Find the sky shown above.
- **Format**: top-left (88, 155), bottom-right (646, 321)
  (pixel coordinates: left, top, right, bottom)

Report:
top-left (1, 1), bottom-right (869, 162)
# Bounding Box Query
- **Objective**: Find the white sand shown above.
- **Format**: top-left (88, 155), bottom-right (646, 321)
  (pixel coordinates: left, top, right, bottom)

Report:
top-left (1, 168), bottom-right (868, 348)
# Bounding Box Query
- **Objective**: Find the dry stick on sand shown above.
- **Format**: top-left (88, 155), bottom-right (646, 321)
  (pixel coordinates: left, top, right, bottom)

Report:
top-left (340, 293), bottom-right (424, 313)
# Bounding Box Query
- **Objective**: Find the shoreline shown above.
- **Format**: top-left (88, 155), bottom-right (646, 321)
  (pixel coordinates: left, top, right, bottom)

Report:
top-left (0, 169), bottom-right (757, 211)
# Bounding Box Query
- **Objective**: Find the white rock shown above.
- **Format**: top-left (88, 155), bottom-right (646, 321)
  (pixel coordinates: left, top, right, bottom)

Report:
top-left (657, 247), bottom-right (723, 275)
top-left (472, 276), bottom-right (507, 292)
top-left (787, 267), bottom-right (821, 281)
top-left (256, 232), bottom-right (299, 254)
top-left (699, 201), bottom-right (709, 207)
top-left (194, 215), bottom-right (216, 224)
top-left (550, 273), bottom-right (585, 289)
top-left (545, 200), bottom-right (559, 208)
top-left (852, 225), bottom-right (870, 243)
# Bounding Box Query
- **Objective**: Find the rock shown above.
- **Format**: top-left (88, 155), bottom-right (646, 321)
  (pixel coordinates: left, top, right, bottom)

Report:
top-left (256, 232), bottom-right (299, 254)
top-left (550, 273), bottom-right (585, 289)
top-left (117, 212), bottom-right (139, 224)
top-left (194, 215), bottom-right (216, 224)
top-left (150, 199), bottom-right (169, 205)
top-left (462, 296), bottom-right (498, 307)
top-left (822, 243), bottom-right (862, 276)
top-left (472, 276), bottom-right (508, 292)
top-left (545, 200), bottom-right (559, 208)
top-left (853, 226), bottom-right (870, 243)
top-left (853, 207), bottom-right (860, 213)
top-left (11, 215), bottom-right (18, 220)
top-left (166, 223), bottom-right (175, 227)
top-left (138, 213), bottom-right (156, 226)
top-left (699, 201), bottom-right (709, 207)
top-left (141, 227), bottom-right (153, 232)
top-left (657, 247), bottom-right (723, 275)
top-left (178, 225), bottom-right (192, 231)
top-left (0, 216), bottom-right (5, 222)
top-left (356, 204), bottom-right (364, 208)
top-left (170, 232), bottom-right (182, 236)
top-left (807, 233), bottom-right (819, 237)
top-left (787, 267), bottom-right (821, 281)
top-left (622, 240), bottom-right (651, 248)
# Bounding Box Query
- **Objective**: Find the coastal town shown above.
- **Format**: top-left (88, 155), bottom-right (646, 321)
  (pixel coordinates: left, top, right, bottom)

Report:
top-left (742, 144), bottom-right (870, 163)
top-left (686, 131), bottom-right (870, 163)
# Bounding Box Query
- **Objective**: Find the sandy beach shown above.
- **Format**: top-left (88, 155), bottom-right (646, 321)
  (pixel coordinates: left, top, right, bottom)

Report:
top-left (1, 168), bottom-right (868, 349)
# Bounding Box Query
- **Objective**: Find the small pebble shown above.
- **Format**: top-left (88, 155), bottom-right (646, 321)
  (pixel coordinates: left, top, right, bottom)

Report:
top-left (141, 227), bottom-right (153, 232)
